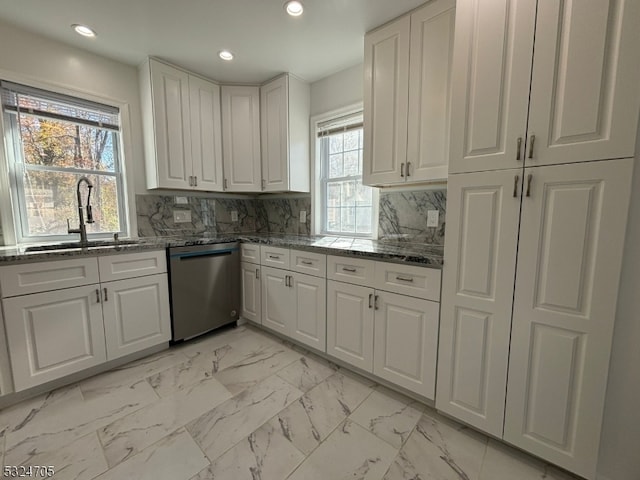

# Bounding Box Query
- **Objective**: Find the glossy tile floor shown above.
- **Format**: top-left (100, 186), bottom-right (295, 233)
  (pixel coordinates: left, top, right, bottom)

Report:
top-left (0, 324), bottom-right (580, 480)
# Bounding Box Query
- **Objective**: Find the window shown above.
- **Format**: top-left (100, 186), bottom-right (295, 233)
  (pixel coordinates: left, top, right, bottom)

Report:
top-left (1, 81), bottom-right (127, 242)
top-left (318, 112), bottom-right (375, 236)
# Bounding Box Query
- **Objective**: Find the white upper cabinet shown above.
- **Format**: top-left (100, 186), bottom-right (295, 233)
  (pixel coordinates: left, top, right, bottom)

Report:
top-left (449, 0), bottom-right (640, 174)
top-left (140, 58), bottom-right (224, 191)
top-left (364, 0), bottom-right (455, 186)
top-left (221, 85), bottom-right (262, 192)
top-left (260, 75), bottom-right (310, 192)
top-left (504, 159), bottom-right (633, 479)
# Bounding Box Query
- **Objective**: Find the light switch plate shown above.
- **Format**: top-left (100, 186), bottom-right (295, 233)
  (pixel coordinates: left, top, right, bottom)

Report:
top-left (231, 211), bottom-right (239, 222)
top-left (173, 210), bottom-right (192, 223)
top-left (300, 210), bottom-right (307, 223)
top-left (427, 210), bottom-right (439, 227)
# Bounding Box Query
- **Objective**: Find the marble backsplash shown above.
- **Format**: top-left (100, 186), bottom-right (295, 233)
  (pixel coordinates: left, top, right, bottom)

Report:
top-left (136, 187), bottom-right (446, 246)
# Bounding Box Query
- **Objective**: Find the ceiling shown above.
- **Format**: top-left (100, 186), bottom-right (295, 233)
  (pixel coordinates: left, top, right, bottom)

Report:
top-left (0, 0), bottom-right (427, 84)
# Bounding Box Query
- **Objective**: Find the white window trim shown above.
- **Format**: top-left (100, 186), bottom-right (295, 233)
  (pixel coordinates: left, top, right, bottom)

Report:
top-left (310, 103), bottom-right (379, 238)
top-left (0, 73), bottom-right (136, 245)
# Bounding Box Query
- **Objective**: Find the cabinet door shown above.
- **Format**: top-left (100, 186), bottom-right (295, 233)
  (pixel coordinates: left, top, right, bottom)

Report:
top-left (189, 75), bottom-right (224, 191)
top-left (102, 274), bottom-right (171, 361)
top-left (221, 86), bottom-right (262, 192)
top-left (240, 262), bottom-right (261, 324)
top-left (149, 60), bottom-right (192, 189)
top-left (0, 307), bottom-right (14, 396)
top-left (436, 169), bottom-right (522, 437)
top-left (406, 0), bottom-right (455, 182)
top-left (526, 0), bottom-right (640, 166)
top-left (261, 76), bottom-right (289, 192)
top-left (374, 292), bottom-right (439, 399)
top-left (291, 273), bottom-right (326, 352)
top-left (3, 285), bottom-right (106, 391)
top-left (448, 0), bottom-right (536, 173)
top-left (327, 281), bottom-right (374, 372)
top-left (363, 16), bottom-right (410, 186)
top-left (261, 266), bottom-right (292, 335)
top-left (504, 159), bottom-right (633, 479)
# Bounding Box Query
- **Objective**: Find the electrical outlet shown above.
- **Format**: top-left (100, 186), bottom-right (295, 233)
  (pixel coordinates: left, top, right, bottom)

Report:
top-left (427, 210), bottom-right (439, 227)
top-left (300, 210), bottom-right (307, 223)
top-left (173, 210), bottom-right (192, 223)
top-left (231, 211), bottom-right (239, 222)
top-left (175, 196), bottom-right (189, 205)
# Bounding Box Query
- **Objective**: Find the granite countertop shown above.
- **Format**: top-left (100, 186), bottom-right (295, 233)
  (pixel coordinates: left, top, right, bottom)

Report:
top-left (0, 233), bottom-right (444, 268)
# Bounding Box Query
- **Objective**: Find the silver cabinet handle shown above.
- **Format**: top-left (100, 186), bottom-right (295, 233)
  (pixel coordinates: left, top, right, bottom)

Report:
top-left (396, 276), bottom-right (414, 283)
top-left (255, 268), bottom-right (260, 279)
top-left (269, 255), bottom-right (280, 260)
top-left (374, 295), bottom-right (379, 310)
top-left (342, 267), bottom-right (356, 273)
top-left (513, 175), bottom-right (519, 198)
top-left (528, 135), bottom-right (535, 159)
top-left (516, 137), bottom-right (523, 160)
top-left (284, 275), bottom-right (288, 287)
top-left (224, 178), bottom-right (228, 189)
top-left (368, 293), bottom-right (373, 309)
top-left (96, 289), bottom-right (100, 303)
top-left (301, 260), bottom-right (313, 265)
top-left (526, 174), bottom-right (533, 197)
top-left (262, 179), bottom-right (266, 190)
top-left (400, 163), bottom-right (405, 178)
top-left (194, 176), bottom-right (198, 187)
top-left (406, 161), bottom-right (411, 177)
top-left (103, 287), bottom-right (108, 302)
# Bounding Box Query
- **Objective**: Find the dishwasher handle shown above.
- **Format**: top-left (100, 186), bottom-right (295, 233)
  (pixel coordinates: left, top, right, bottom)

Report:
top-left (170, 248), bottom-right (238, 260)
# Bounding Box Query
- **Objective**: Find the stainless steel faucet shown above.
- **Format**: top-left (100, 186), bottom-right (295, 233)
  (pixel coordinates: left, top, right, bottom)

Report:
top-left (67, 176), bottom-right (94, 246)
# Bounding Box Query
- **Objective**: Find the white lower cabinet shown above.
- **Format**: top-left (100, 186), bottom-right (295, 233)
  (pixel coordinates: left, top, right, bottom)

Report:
top-left (290, 273), bottom-right (326, 351)
top-left (3, 285), bottom-right (107, 391)
top-left (327, 281), bottom-right (375, 372)
top-left (261, 266), bottom-right (290, 335)
top-left (101, 274), bottom-right (171, 361)
top-left (373, 291), bottom-right (439, 399)
top-left (240, 261), bottom-right (261, 324)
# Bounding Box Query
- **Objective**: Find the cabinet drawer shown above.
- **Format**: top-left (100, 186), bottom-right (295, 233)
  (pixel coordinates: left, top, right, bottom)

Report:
top-left (260, 246), bottom-right (290, 269)
top-left (291, 250), bottom-right (326, 277)
top-left (0, 257), bottom-right (99, 298)
top-left (241, 243), bottom-right (261, 264)
top-left (98, 250), bottom-right (167, 282)
top-left (373, 262), bottom-right (441, 301)
top-left (327, 256), bottom-right (375, 287)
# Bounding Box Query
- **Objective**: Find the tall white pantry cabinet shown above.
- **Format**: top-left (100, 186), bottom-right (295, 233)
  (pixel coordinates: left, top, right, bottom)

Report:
top-left (437, 0), bottom-right (640, 479)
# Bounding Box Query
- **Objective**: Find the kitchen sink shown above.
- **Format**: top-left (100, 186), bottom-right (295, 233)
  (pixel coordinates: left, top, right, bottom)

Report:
top-left (25, 239), bottom-right (142, 252)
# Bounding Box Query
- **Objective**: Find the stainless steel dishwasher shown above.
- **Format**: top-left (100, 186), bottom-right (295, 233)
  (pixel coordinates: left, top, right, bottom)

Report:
top-left (168, 242), bottom-right (240, 342)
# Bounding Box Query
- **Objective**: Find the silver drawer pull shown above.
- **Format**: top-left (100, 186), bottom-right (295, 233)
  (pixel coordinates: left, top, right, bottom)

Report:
top-left (342, 267), bottom-right (357, 273)
top-left (396, 276), bottom-right (414, 283)
top-left (268, 255), bottom-right (280, 259)
top-left (301, 260), bottom-right (313, 265)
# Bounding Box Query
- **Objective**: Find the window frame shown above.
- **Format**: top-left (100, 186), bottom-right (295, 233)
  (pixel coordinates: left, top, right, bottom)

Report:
top-left (0, 80), bottom-right (132, 244)
top-left (310, 104), bottom-right (378, 238)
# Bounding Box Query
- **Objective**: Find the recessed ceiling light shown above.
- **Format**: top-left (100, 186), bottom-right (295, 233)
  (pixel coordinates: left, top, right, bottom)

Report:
top-left (72, 24), bottom-right (97, 38)
top-left (218, 50), bottom-right (234, 61)
top-left (284, 0), bottom-right (304, 16)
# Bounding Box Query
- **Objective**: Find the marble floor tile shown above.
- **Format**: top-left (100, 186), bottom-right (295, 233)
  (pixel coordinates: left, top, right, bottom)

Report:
top-left (190, 421), bottom-right (305, 480)
top-left (384, 411), bottom-right (488, 480)
top-left (212, 342), bottom-right (301, 395)
top-left (187, 374), bottom-right (303, 462)
top-left (269, 370), bottom-right (375, 455)
top-left (276, 355), bottom-right (337, 393)
top-left (149, 332), bottom-right (289, 397)
top-left (15, 432), bottom-right (107, 480)
top-left (98, 376), bottom-right (232, 467)
top-left (350, 386), bottom-right (424, 449)
top-left (173, 325), bottom-right (252, 358)
top-left (479, 440), bottom-right (578, 480)
top-left (94, 429), bottom-right (208, 480)
top-left (287, 419), bottom-right (397, 480)
top-left (4, 379), bottom-right (157, 467)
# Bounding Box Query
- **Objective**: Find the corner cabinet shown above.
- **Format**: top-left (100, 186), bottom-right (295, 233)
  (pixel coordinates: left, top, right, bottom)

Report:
top-left (363, 0), bottom-right (455, 186)
top-left (449, 0), bottom-right (640, 174)
top-left (221, 85), bottom-right (262, 192)
top-left (260, 75), bottom-right (310, 192)
top-left (437, 159), bottom-right (634, 479)
top-left (0, 251), bottom-right (171, 392)
top-left (139, 58), bottom-right (224, 191)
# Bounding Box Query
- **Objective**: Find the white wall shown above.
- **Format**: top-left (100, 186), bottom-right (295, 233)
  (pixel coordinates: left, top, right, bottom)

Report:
top-left (310, 63), bottom-right (363, 116)
top-left (0, 19), bottom-right (147, 238)
top-left (597, 125), bottom-right (640, 480)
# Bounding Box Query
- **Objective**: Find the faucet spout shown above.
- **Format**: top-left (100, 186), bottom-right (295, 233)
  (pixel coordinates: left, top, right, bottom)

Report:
top-left (68, 176), bottom-right (94, 246)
